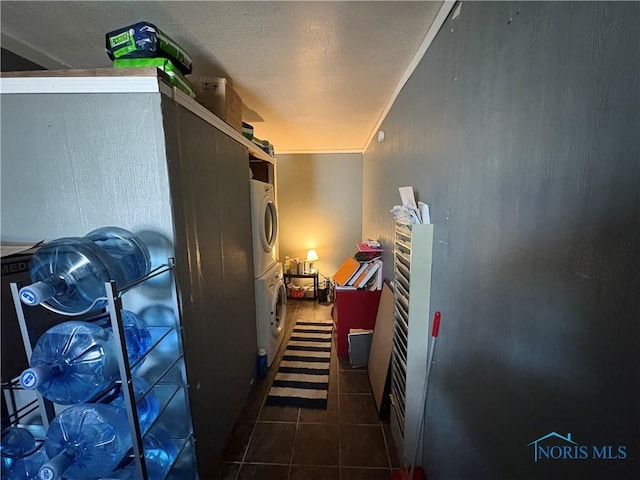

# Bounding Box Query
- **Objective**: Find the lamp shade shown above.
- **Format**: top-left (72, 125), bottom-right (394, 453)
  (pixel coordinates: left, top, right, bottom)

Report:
top-left (306, 249), bottom-right (319, 262)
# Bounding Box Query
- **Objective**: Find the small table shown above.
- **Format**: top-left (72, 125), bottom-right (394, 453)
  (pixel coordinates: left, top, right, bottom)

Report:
top-left (283, 272), bottom-right (319, 300)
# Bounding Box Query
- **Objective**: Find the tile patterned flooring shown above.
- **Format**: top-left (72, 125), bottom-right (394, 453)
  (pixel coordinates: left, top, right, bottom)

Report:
top-left (215, 300), bottom-right (401, 480)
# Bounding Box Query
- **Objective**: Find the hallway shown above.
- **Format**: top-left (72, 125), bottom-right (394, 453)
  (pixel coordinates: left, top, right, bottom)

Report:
top-left (216, 299), bottom-right (401, 479)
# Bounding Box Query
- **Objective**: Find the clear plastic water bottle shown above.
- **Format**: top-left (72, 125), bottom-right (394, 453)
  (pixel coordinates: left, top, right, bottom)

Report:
top-left (1, 426), bottom-right (37, 476)
top-left (20, 316), bottom-right (151, 404)
top-left (110, 376), bottom-right (159, 435)
top-left (19, 227), bottom-right (151, 314)
top-left (39, 404), bottom-right (132, 480)
top-left (4, 449), bottom-right (48, 480)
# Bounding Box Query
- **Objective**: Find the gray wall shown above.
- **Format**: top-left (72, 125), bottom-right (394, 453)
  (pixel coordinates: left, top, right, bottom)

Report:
top-left (277, 153), bottom-right (363, 281)
top-left (363, 2), bottom-right (639, 479)
top-left (1, 93), bottom-right (174, 247)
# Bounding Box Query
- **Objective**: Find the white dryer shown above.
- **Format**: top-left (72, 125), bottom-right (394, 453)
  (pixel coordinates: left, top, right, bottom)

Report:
top-left (250, 179), bottom-right (279, 279)
top-left (255, 262), bottom-right (287, 366)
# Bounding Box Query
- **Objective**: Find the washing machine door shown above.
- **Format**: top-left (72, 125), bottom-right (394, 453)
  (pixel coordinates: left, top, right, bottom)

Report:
top-left (259, 194), bottom-right (278, 254)
top-left (271, 280), bottom-right (287, 336)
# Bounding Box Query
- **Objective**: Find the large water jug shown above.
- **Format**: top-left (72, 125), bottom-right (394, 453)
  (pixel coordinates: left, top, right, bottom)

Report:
top-left (85, 227), bottom-right (151, 287)
top-left (20, 316), bottom-right (150, 404)
top-left (110, 424), bottom-right (179, 480)
top-left (4, 450), bottom-right (48, 480)
top-left (19, 227), bottom-right (151, 314)
top-left (94, 310), bottom-right (153, 367)
top-left (143, 425), bottom-right (179, 480)
top-left (1, 426), bottom-right (37, 475)
top-left (110, 376), bottom-right (159, 435)
top-left (39, 404), bottom-right (132, 480)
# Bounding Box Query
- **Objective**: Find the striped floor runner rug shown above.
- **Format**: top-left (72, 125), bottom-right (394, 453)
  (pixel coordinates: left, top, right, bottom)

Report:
top-left (265, 318), bottom-right (333, 409)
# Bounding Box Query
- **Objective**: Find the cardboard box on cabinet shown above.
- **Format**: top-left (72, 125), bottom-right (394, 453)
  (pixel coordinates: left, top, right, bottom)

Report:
top-left (189, 76), bottom-right (243, 133)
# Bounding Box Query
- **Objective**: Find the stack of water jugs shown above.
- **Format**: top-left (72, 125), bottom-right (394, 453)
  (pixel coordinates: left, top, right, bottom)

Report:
top-left (1, 227), bottom-right (178, 480)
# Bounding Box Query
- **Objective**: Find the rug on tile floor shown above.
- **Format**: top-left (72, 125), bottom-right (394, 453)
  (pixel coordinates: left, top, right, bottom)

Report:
top-left (265, 318), bottom-right (333, 409)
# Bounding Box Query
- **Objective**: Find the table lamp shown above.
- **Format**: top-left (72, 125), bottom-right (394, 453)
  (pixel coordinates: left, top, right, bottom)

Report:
top-left (306, 249), bottom-right (319, 273)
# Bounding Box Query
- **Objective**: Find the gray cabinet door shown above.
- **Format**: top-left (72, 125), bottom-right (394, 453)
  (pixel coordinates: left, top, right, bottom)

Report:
top-left (163, 99), bottom-right (256, 476)
top-left (214, 127), bottom-right (257, 389)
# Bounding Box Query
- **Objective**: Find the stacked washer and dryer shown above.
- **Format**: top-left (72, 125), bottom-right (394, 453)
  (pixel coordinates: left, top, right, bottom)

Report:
top-left (250, 179), bottom-right (287, 367)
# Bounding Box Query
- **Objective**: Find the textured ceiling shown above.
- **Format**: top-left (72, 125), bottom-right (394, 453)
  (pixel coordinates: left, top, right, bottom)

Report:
top-left (1, 1), bottom-right (443, 153)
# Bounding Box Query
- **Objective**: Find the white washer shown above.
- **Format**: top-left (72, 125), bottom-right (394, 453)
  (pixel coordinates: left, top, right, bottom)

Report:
top-left (255, 262), bottom-right (287, 366)
top-left (250, 179), bottom-right (278, 279)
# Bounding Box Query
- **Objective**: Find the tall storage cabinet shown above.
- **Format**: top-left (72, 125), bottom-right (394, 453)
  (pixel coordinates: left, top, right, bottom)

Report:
top-left (390, 223), bottom-right (434, 468)
top-left (0, 68), bottom-right (274, 476)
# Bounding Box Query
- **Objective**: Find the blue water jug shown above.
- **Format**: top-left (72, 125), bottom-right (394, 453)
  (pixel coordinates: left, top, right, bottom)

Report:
top-left (110, 376), bottom-right (159, 435)
top-left (20, 316), bottom-right (150, 404)
top-left (1, 426), bottom-right (37, 476)
top-left (85, 226), bottom-right (151, 286)
top-left (143, 425), bottom-right (179, 480)
top-left (3, 450), bottom-right (48, 480)
top-left (39, 404), bottom-right (132, 480)
top-left (112, 424), bottom-right (179, 480)
top-left (139, 304), bottom-right (178, 328)
top-left (19, 227), bottom-right (151, 314)
top-left (94, 310), bottom-right (153, 367)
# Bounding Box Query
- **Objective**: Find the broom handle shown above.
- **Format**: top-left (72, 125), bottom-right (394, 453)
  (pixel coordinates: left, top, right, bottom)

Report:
top-left (408, 311), bottom-right (441, 480)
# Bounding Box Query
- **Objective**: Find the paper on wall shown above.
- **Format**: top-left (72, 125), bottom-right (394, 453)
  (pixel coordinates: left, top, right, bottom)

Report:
top-left (392, 186), bottom-right (431, 224)
top-left (398, 186), bottom-right (417, 208)
top-left (418, 202), bottom-right (431, 224)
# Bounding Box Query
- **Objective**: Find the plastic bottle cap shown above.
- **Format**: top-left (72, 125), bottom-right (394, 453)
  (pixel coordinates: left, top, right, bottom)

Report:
top-left (19, 288), bottom-right (38, 305)
top-left (39, 466), bottom-right (55, 480)
top-left (20, 368), bottom-right (40, 389)
top-left (258, 348), bottom-right (267, 356)
top-left (39, 447), bottom-right (74, 480)
top-left (19, 281), bottom-right (54, 305)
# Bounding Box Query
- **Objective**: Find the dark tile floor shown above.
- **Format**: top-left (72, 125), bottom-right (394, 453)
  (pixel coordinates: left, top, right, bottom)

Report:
top-left (215, 299), bottom-right (402, 480)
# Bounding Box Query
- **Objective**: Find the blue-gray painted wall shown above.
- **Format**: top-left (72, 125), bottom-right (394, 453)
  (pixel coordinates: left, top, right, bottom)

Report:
top-left (363, 2), bottom-right (639, 479)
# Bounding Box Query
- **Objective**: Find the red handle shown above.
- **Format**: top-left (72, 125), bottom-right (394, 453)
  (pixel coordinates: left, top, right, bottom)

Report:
top-left (431, 311), bottom-right (441, 337)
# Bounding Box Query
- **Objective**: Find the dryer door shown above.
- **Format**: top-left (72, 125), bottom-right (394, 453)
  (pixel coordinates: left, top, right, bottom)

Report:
top-left (259, 195), bottom-right (278, 254)
top-left (270, 280), bottom-right (287, 336)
